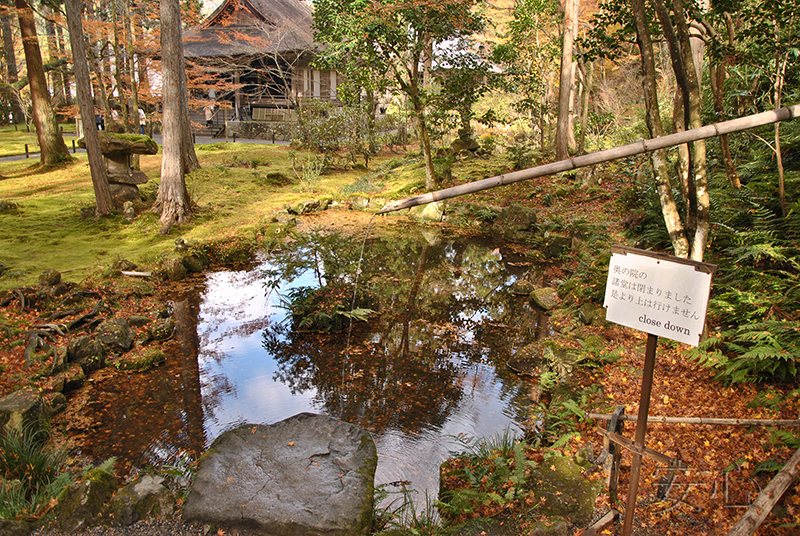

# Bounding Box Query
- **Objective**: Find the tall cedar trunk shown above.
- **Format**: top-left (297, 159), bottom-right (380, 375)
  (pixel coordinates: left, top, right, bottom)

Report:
top-left (56, 24), bottom-right (71, 103)
top-left (134, 23), bottom-right (150, 99)
top-left (555, 0), bottom-right (576, 160)
top-left (178, 37), bottom-right (200, 174)
top-left (85, 1), bottom-right (111, 119)
top-left (43, 7), bottom-right (65, 107)
top-left (64, 0), bottom-right (113, 215)
top-left (123, 0), bottom-right (139, 133)
top-left (109, 0), bottom-right (129, 130)
top-left (1, 0), bottom-right (25, 123)
top-left (672, 0), bottom-right (710, 261)
top-left (153, 0), bottom-right (192, 233)
top-left (88, 43), bottom-right (111, 119)
top-left (632, 0), bottom-right (689, 257)
top-left (15, 0), bottom-right (70, 165)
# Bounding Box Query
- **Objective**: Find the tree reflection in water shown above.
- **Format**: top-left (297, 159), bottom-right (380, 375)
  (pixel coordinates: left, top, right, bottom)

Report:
top-left (193, 226), bottom-right (545, 496)
top-left (259, 228), bottom-right (537, 436)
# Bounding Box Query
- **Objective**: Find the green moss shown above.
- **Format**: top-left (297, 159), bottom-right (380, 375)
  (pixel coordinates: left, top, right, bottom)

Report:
top-left (0, 136), bottom-right (518, 291)
top-left (114, 348), bottom-right (167, 372)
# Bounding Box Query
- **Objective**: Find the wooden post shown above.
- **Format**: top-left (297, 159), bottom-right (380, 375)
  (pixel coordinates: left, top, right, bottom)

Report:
top-left (608, 406), bottom-right (626, 506)
top-left (25, 144), bottom-right (29, 158)
top-left (622, 333), bottom-right (659, 536)
top-left (726, 446), bottom-right (800, 536)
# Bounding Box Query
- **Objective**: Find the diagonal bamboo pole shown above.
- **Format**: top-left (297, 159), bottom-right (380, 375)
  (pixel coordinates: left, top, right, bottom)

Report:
top-left (378, 104), bottom-right (800, 214)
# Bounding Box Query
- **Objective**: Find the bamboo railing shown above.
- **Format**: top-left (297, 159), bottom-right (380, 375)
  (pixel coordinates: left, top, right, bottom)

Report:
top-left (378, 105), bottom-right (800, 214)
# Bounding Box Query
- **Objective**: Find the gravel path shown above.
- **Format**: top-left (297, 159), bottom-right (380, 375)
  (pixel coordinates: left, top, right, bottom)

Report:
top-left (30, 518), bottom-right (261, 536)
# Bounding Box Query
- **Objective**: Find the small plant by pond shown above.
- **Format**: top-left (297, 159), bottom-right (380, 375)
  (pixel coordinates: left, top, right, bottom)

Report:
top-left (439, 429), bottom-right (538, 522)
top-left (0, 423), bottom-right (72, 520)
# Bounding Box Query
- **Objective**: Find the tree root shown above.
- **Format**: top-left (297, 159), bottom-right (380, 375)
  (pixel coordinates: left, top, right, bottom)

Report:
top-left (67, 299), bottom-right (103, 331)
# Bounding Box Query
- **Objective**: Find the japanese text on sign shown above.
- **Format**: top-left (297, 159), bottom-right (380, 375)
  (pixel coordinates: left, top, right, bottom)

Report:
top-left (603, 246), bottom-right (716, 346)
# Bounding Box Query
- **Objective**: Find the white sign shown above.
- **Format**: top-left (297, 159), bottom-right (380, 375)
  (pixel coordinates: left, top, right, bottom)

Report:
top-left (603, 246), bottom-right (716, 347)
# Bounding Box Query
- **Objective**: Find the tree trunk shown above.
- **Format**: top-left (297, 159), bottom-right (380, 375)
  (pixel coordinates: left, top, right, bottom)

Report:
top-left (652, 0), bottom-right (695, 234)
top-left (672, 88), bottom-right (691, 211)
top-left (109, 0), bottom-right (129, 130)
top-left (774, 47), bottom-right (789, 217)
top-left (178, 32), bottom-right (200, 174)
top-left (416, 100), bottom-right (436, 190)
top-left (56, 24), bottom-right (72, 104)
top-left (672, 0), bottom-right (710, 261)
top-left (134, 23), bottom-right (150, 101)
top-left (577, 58), bottom-right (592, 155)
top-left (555, 0), bottom-right (576, 160)
top-left (710, 62), bottom-right (741, 188)
top-left (633, 0), bottom-right (689, 257)
top-left (64, 0), bottom-right (113, 215)
top-left (153, 0), bottom-right (192, 233)
top-left (123, 0), bottom-right (140, 133)
top-left (88, 43), bottom-right (111, 121)
top-left (15, 0), bottom-right (70, 165)
top-left (1, 0), bottom-right (26, 123)
top-left (43, 6), bottom-right (65, 107)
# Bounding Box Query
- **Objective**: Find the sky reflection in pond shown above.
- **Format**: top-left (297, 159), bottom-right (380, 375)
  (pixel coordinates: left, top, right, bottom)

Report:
top-left (196, 228), bottom-right (540, 497)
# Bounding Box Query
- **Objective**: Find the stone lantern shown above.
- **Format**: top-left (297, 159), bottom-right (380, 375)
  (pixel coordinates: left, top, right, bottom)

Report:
top-left (78, 132), bottom-right (158, 208)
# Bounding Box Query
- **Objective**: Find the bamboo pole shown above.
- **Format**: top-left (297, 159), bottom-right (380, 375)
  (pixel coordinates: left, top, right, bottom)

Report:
top-left (589, 413), bottom-right (800, 427)
top-left (725, 446), bottom-right (800, 536)
top-left (378, 105), bottom-right (800, 214)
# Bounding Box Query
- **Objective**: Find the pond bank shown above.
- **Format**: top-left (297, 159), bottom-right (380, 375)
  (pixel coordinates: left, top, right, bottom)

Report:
top-left (1, 202), bottom-right (615, 535)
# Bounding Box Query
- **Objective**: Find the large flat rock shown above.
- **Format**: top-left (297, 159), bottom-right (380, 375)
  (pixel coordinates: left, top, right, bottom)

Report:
top-left (183, 413), bottom-right (376, 536)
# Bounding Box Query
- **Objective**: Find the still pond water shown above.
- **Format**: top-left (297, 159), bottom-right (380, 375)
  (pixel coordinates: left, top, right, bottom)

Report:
top-left (78, 224), bottom-right (549, 499)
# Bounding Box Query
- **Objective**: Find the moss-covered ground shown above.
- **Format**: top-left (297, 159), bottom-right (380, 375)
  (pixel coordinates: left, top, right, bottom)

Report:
top-left (0, 142), bottom-right (432, 290)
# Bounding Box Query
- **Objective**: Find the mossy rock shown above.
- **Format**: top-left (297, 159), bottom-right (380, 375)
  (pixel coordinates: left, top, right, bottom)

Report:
top-left (95, 317), bottom-right (135, 354)
top-left (507, 343), bottom-right (546, 377)
top-left (182, 254), bottom-right (205, 273)
top-left (54, 469), bottom-right (118, 533)
top-left (161, 257), bottom-right (186, 281)
top-left (113, 348), bottom-right (166, 372)
top-left (530, 287), bottom-right (560, 310)
top-left (67, 335), bottom-right (106, 373)
top-left (79, 132), bottom-right (158, 155)
top-left (525, 454), bottom-right (599, 526)
top-left (149, 318), bottom-right (175, 341)
top-left (108, 475), bottom-right (175, 526)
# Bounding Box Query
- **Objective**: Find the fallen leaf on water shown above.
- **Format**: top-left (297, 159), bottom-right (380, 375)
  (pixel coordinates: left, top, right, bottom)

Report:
top-left (288, 441), bottom-right (295, 446)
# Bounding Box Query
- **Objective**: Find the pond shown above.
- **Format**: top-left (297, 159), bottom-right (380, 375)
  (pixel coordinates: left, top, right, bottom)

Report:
top-left (67, 221), bottom-right (551, 501)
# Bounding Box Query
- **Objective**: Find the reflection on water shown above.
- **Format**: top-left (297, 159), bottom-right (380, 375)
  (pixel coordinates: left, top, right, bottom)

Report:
top-left (195, 227), bottom-right (542, 497)
top-left (61, 225), bottom-right (546, 500)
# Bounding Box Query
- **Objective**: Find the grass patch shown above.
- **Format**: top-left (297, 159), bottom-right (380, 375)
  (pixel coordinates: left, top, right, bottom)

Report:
top-left (0, 124), bottom-right (77, 158)
top-left (0, 142), bottom-right (409, 290)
